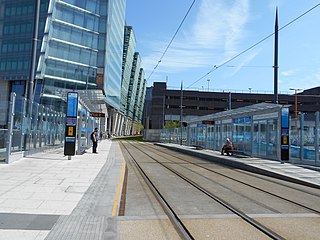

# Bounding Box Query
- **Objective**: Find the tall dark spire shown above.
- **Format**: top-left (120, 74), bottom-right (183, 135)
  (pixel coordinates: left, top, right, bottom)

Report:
top-left (274, 7), bottom-right (279, 104)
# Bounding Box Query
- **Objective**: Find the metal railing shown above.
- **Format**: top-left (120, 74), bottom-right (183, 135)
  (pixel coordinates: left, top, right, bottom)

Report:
top-left (159, 112), bottom-right (320, 166)
top-left (2, 93), bottom-right (66, 163)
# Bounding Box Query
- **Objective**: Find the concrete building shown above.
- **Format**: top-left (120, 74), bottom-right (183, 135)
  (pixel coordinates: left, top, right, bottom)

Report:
top-left (146, 82), bottom-right (320, 129)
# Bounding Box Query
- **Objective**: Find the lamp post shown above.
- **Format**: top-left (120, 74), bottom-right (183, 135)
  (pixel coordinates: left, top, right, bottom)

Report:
top-left (289, 88), bottom-right (302, 129)
top-left (248, 87), bottom-right (252, 94)
top-left (207, 79), bottom-right (210, 91)
top-left (162, 95), bottom-right (165, 128)
top-left (180, 81), bottom-right (183, 145)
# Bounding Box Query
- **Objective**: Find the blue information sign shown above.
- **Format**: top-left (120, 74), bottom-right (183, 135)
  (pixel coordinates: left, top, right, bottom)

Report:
top-left (67, 92), bottom-right (78, 117)
top-left (64, 92), bottom-right (78, 156)
top-left (281, 107), bottom-right (290, 161)
top-left (281, 108), bottom-right (289, 129)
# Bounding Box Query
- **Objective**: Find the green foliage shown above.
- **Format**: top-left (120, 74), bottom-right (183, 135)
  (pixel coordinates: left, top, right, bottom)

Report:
top-left (134, 122), bottom-right (144, 132)
top-left (164, 120), bottom-right (180, 129)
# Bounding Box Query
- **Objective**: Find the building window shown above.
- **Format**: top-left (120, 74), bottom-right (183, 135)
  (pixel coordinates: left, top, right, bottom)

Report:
top-left (0, 62), bottom-right (6, 71)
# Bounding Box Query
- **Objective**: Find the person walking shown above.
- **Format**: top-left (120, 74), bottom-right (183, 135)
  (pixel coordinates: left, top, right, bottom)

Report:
top-left (91, 127), bottom-right (99, 153)
top-left (221, 138), bottom-right (233, 155)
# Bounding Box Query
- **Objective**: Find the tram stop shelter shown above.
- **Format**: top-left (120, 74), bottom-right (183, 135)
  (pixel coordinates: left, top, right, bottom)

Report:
top-left (161, 103), bottom-right (290, 161)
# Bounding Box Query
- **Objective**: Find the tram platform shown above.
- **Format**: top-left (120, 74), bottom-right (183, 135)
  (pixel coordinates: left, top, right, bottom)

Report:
top-left (156, 143), bottom-right (320, 189)
top-left (0, 140), bottom-right (125, 240)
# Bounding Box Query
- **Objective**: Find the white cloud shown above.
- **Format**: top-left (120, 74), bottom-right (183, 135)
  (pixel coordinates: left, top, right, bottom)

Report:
top-left (281, 69), bottom-right (297, 77)
top-left (279, 70), bottom-right (320, 92)
top-left (144, 0), bottom-right (251, 77)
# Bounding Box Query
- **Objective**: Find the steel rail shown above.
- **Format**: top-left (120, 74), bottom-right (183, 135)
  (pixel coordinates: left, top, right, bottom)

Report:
top-left (143, 143), bottom-right (320, 214)
top-left (120, 142), bottom-right (195, 240)
top-left (128, 142), bottom-right (285, 240)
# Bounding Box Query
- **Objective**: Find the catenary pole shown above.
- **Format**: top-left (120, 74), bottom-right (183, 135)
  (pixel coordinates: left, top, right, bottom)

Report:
top-left (273, 8), bottom-right (279, 104)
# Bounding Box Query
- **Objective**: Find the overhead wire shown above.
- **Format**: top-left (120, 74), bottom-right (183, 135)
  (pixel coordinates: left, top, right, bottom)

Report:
top-left (186, 2), bottom-right (320, 89)
top-left (147, 0), bottom-right (196, 81)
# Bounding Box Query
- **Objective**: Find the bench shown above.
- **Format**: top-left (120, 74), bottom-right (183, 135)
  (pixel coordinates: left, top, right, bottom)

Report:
top-left (192, 145), bottom-right (203, 150)
top-left (228, 149), bottom-right (249, 158)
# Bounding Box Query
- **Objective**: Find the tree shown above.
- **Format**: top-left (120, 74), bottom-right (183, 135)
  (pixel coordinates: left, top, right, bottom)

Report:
top-left (134, 122), bottom-right (144, 133)
top-left (164, 120), bottom-right (180, 129)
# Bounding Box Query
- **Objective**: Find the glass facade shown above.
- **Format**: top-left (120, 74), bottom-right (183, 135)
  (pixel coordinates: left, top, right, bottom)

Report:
top-left (160, 104), bottom-right (287, 161)
top-left (104, 0), bottom-right (126, 110)
top-left (36, 0), bottom-right (126, 111)
top-left (133, 68), bottom-right (145, 122)
top-left (121, 26), bottom-right (136, 114)
top-left (37, 0), bottom-right (101, 106)
top-left (0, 0), bottom-right (49, 96)
top-left (126, 52), bottom-right (141, 119)
top-left (137, 78), bottom-right (147, 122)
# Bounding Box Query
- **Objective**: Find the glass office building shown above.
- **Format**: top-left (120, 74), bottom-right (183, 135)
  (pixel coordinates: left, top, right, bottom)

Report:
top-left (103, 0), bottom-right (126, 110)
top-left (0, 0), bottom-right (126, 111)
top-left (37, 0), bottom-right (126, 111)
top-left (0, 0), bottom-right (49, 126)
top-left (121, 26), bottom-right (136, 115)
top-left (126, 52), bottom-right (141, 119)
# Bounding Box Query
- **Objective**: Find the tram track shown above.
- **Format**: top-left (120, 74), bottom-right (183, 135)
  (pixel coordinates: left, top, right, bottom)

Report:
top-left (141, 142), bottom-right (320, 215)
top-left (121, 141), bottom-right (287, 240)
top-left (120, 142), bottom-right (195, 240)
top-left (154, 143), bottom-right (320, 197)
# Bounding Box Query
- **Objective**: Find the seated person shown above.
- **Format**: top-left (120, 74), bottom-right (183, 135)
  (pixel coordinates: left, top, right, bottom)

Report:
top-left (221, 138), bottom-right (233, 155)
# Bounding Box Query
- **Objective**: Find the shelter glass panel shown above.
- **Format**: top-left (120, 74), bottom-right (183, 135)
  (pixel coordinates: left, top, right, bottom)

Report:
top-left (267, 119), bottom-right (278, 158)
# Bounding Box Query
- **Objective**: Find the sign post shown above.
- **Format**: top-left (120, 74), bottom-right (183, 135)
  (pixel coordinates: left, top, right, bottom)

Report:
top-left (64, 92), bottom-right (78, 159)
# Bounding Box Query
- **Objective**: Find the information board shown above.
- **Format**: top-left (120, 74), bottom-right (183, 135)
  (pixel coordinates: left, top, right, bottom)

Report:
top-left (281, 107), bottom-right (289, 161)
top-left (64, 92), bottom-right (78, 156)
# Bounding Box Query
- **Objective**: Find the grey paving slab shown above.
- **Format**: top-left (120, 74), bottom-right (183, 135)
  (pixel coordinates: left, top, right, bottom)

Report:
top-left (45, 142), bottom-right (124, 240)
top-left (0, 213), bottom-right (60, 230)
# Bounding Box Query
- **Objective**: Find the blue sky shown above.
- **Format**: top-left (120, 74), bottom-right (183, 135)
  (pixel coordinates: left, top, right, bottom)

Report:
top-left (126, 0), bottom-right (320, 94)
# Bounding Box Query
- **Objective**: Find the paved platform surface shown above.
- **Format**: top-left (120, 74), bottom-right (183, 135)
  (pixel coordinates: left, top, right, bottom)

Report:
top-left (0, 140), bottom-right (125, 240)
top-left (157, 143), bottom-right (320, 189)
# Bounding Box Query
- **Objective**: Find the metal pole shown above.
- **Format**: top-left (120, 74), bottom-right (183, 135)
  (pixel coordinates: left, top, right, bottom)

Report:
top-left (162, 95), bottom-right (165, 128)
top-left (250, 115), bottom-right (254, 157)
top-left (27, 0), bottom-right (41, 113)
top-left (228, 92), bottom-right (232, 110)
top-left (315, 112), bottom-right (319, 165)
top-left (6, 93), bottom-right (16, 164)
top-left (23, 0), bottom-right (40, 153)
top-left (273, 8), bottom-right (279, 104)
top-left (180, 81), bottom-right (183, 145)
top-left (300, 113), bottom-right (304, 160)
top-left (294, 93), bottom-right (298, 129)
top-left (77, 108), bottom-right (83, 154)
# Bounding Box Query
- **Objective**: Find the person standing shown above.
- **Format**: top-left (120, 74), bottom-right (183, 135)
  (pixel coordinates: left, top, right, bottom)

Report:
top-left (91, 127), bottom-right (99, 153)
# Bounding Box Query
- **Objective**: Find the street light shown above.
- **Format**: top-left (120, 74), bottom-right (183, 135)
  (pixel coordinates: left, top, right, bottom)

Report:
top-left (248, 87), bottom-right (252, 93)
top-left (207, 79), bottom-right (210, 91)
top-left (289, 88), bottom-right (302, 129)
top-left (180, 81), bottom-right (183, 145)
